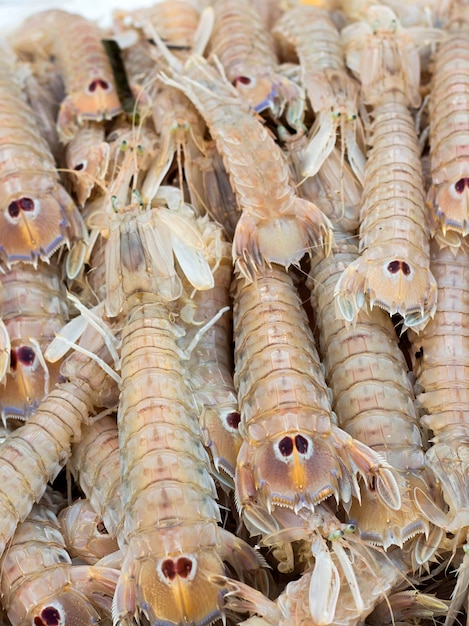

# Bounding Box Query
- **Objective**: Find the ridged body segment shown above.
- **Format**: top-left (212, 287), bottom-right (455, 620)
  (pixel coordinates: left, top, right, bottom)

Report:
top-left (118, 298), bottom-right (221, 539)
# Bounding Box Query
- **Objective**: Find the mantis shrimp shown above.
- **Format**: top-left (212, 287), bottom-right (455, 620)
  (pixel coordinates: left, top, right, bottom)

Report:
top-left (185, 236), bottom-right (242, 487)
top-left (308, 229), bottom-right (441, 561)
top-left (11, 9), bottom-right (122, 141)
top-left (68, 414), bottom-right (122, 543)
top-left (158, 42), bottom-right (332, 280)
top-left (334, 6), bottom-right (438, 330)
top-left (58, 498), bottom-right (119, 565)
top-left (232, 261), bottom-right (400, 542)
top-left (0, 259), bottom-right (69, 422)
top-left (114, 0), bottom-right (213, 207)
top-left (427, 0), bottom-right (469, 243)
top-left (1, 501), bottom-right (119, 626)
top-left (0, 40), bottom-right (87, 277)
top-left (208, 0), bottom-right (305, 132)
top-left (409, 239), bottom-right (469, 625)
top-left (0, 319), bottom-right (119, 558)
top-left (94, 129), bottom-right (267, 625)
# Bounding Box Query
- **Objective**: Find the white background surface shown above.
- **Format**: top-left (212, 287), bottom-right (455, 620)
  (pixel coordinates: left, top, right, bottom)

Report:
top-left (0, 0), bottom-right (161, 31)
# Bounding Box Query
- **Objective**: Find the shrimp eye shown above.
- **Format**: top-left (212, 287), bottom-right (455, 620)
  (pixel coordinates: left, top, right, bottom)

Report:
top-left (387, 260), bottom-right (411, 276)
top-left (278, 436), bottom-right (294, 457)
top-left (295, 434), bottom-right (309, 454)
top-left (96, 519), bottom-right (108, 534)
top-left (34, 606), bottom-right (61, 626)
top-left (87, 78), bottom-right (110, 93)
top-left (455, 177), bottom-right (469, 194)
top-left (8, 197), bottom-right (35, 218)
top-left (226, 411), bottom-right (240, 430)
top-left (17, 346), bottom-right (36, 366)
top-left (233, 75), bottom-right (252, 86)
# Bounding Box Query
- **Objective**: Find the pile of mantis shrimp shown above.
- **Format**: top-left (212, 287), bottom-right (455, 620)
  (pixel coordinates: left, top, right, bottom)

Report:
top-left (1, 0), bottom-right (469, 623)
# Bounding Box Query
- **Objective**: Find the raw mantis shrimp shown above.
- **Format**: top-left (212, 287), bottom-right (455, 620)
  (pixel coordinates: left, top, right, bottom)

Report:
top-left (185, 237), bottom-right (242, 487)
top-left (0, 321), bottom-right (118, 557)
top-left (96, 131), bottom-right (267, 625)
top-left (158, 47), bottom-right (332, 280)
top-left (11, 10), bottom-right (122, 142)
top-left (408, 239), bottom-right (469, 625)
top-left (0, 40), bottom-right (87, 277)
top-left (1, 501), bottom-right (119, 626)
top-left (427, 0), bottom-right (469, 243)
top-left (65, 122), bottom-right (111, 207)
top-left (308, 229), bottom-right (440, 559)
top-left (335, 6), bottom-right (437, 330)
top-left (69, 414), bottom-right (122, 541)
top-left (232, 262), bottom-right (400, 540)
top-left (218, 538), bottom-right (448, 625)
top-left (273, 4), bottom-right (366, 183)
top-left (0, 260), bottom-right (71, 423)
top-left (58, 498), bottom-right (119, 565)
top-left (208, 0), bottom-right (305, 131)
top-left (410, 239), bottom-right (469, 533)
top-left (114, 2), bottom-right (216, 209)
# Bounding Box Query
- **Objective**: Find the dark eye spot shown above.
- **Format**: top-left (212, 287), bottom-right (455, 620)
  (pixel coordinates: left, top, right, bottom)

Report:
top-left (19, 197), bottom-right (34, 211)
top-left (295, 434), bottom-right (309, 454)
top-left (415, 347), bottom-right (424, 359)
top-left (176, 557), bottom-right (193, 578)
top-left (39, 606), bottom-right (61, 626)
top-left (74, 162), bottom-right (85, 171)
top-left (161, 559), bottom-right (176, 581)
top-left (88, 78), bottom-right (110, 93)
top-left (455, 177), bottom-right (469, 193)
top-left (226, 411), bottom-right (240, 429)
top-left (233, 75), bottom-right (252, 86)
top-left (7, 201), bottom-right (19, 218)
top-left (401, 262), bottom-right (410, 276)
top-left (17, 346), bottom-right (35, 366)
top-left (387, 260), bottom-right (410, 276)
top-left (96, 520), bottom-right (108, 534)
top-left (8, 197), bottom-right (34, 218)
top-left (278, 436), bottom-right (294, 457)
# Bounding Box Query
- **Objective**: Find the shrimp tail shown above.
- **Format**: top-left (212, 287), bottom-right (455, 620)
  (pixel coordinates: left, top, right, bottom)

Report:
top-left (428, 180), bottom-right (469, 237)
top-left (113, 536), bottom-right (226, 626)
top-left (334, 254), bottom-right (438, 331)
top-left (233, 197), bottom-right (332, 280)
top-left (57, 89), bottom-right (122, 142)
top-left (348, 472), bottom-right (431, 549)
top-left (415, 443), bottom-right (469, 532)
top-left (236, 423), bottom-right (400, 537)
